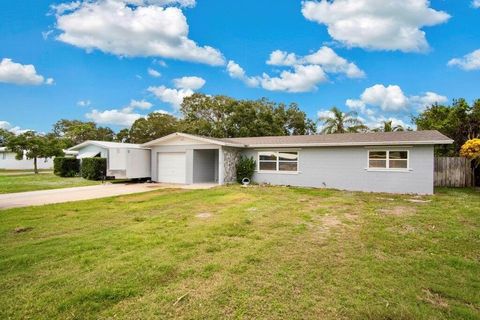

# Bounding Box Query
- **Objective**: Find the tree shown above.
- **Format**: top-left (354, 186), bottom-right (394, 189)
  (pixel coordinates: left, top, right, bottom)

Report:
top-left (7, 131), bottom-right (64, 173)
top-left (319, 107), bottom-right (366, 134)
top-left (413, 99), bottom-right (480, 156)
top-left (373, 120), bottom-right (404, 132)
top-left (52, 120), bottom-right (115, 146)
top-left (180, 94), bottom-right (316, 138)
top-left (0, 128), bottom-right (14, 146)
top-left (460, 138), bottom-right (480, 186)
top-left (129, 112), bottom-right (179, 143)
top-left (115, 128), bottom-right (131, 143)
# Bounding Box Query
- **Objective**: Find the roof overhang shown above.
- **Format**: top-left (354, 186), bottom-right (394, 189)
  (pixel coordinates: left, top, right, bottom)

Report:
top-left (68, 141), bottom-right (148, 151)
top-left (244, 139), bottom-right (454, 148)
top-left (141, 132), bottom-right (245, 148)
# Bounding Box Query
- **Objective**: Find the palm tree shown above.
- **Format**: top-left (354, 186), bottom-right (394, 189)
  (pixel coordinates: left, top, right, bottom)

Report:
top-left (373, 120), bottom-right (404, 132)
top-left (319, 107), bottom-right (367, 134)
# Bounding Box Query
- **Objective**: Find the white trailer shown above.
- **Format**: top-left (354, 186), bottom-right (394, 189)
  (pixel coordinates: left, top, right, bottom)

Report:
top-left (68, 141), bottom-right (151, 179)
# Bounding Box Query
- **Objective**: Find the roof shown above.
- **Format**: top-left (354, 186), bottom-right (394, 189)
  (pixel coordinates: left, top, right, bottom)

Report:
top-left (220, 130), bottom-right (453, 147)
top-left (68, 140), bottom-right (148, 151)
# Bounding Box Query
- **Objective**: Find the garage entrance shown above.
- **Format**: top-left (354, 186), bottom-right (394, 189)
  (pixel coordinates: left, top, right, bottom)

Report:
top-left (157, 152), bottom-right (186, 184)
top-left (193, 149), bottom-right (218, 183)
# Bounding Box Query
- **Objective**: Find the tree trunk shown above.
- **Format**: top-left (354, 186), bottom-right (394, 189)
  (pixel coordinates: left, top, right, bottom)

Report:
top-left (34, 157), bottom-right (38, 174)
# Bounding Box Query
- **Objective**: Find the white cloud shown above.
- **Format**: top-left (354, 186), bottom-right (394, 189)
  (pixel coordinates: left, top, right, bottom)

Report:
top-left (125, 0), bottom-right (196, 7)
top-left (447, 49), bottom-right (480, 71)
top-left (346, 84), bottom-right (448, 114)
top-left (128, 99), bottom-right (153, 110)
top-left (173, 76), bottom-right (206, 90)
top-left (260, 64), bottom-right (327, 93)
top-left (0, 120), bottom-right (31, 135)
top-left (0, 58), bottom-right (53, 86)
top-left (148, 86), bottom-right (194, 109)
top-left (473, 0), bottom-right (480, 8)
top-left (148, 68), bottom-right (161, 78)
top-left (77, 100), bottom-right (91, 107)
top-left (266, 46), bottom-right (365, 78)
top-left (302, 0), bottom-right (450, 52)
top-left (226, 61), bottom-right (260, 87)
top-left (54, 0), bottom-right (225, 66)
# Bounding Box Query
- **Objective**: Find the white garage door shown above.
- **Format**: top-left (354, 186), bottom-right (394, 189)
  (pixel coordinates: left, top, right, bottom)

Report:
top-left (157, 152), bottom-right (186, 184)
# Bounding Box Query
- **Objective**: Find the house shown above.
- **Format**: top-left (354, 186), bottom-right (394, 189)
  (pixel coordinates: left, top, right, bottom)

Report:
top-left (0, 147), bottom-right (77, 170)
top-left (68, 141), bottom-right (151, 179)
top-left (141, 130), bottom-right (453, 194)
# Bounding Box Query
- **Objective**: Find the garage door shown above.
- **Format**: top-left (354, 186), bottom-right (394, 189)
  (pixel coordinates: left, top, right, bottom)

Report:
top-left (157, 152), bottom-right (186, 184)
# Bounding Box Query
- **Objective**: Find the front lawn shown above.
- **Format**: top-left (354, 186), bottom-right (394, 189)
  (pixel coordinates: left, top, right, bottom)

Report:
top-left (0, 173), bottom-right (100, 194)
top-left (0, 186), bottom-right (478, 319)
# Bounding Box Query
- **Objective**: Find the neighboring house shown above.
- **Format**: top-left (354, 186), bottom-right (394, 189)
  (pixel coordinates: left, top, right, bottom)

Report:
top-left (0, 147), bottom-right (76, 170)
top-left (141, 131), bottom-right (453, 194)
top-left (68, 141), bottom-right (151, 179)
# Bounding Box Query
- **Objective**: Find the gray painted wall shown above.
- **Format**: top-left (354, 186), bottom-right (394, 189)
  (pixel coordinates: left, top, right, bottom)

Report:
top-left (150, 144), bottom-right (221, 183)
top-left (77, 145), bottom-right (108, 158)
top-left (242, 145), bottom-right (434, 194)
top-left (193, 150), bottom-right (218, 183)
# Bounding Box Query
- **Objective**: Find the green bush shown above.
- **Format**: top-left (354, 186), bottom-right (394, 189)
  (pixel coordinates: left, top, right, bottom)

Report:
top-left (54, 157), bottom-right (80, 177)
top-left (236, 156), bottom-right (256, 183)
top-left (81, 158), bottom-right (107, 180)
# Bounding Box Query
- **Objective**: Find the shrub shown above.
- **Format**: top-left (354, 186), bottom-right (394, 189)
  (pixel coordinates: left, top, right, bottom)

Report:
top-left (236, 156), bottom-right (256, 183)
top-left (54, 157), bottom-right (80, 177)
top-left (81, 158), bottom-right (107, 180)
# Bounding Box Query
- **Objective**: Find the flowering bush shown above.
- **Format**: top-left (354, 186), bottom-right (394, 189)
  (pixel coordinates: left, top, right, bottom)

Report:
top-left (460, 139), bottom-right (480, 163)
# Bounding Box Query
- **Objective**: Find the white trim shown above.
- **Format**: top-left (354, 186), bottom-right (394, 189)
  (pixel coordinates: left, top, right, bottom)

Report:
top-left (142, 132), bottom-right (244, 148)
top-left (257, 150), bottom-right (300, 174)
top-left (69, 140), bottom-right (148, 151)
top-left (247, 140), bottom-right (453, 148)
top-left (367, 149), bottom-right (410, 171)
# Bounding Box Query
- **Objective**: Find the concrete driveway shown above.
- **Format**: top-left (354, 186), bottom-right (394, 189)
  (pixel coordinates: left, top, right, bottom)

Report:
top-left (0, 183), bottom-right (216, 210)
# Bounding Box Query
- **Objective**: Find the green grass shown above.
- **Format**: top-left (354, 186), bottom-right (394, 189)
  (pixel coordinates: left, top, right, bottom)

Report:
top-left (0, 186), bottom-right (478, 319)
top-left (0, 173), bottom-right (100, 194)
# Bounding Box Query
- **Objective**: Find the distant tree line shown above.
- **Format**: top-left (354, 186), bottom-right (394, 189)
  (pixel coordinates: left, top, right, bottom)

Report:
top-left (1, 95), bottom-right (479, 169)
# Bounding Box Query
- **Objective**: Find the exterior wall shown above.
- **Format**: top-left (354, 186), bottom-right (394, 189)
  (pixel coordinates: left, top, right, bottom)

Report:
top-left (0, 151), bottom-right (53, 170)
top-left (150, 144), bottom-right (220, 183)
top-left (193, 149), bottom-right (218, 183)
top-left (222, 147), bottom-right (241, 183)
top-left (126, 149), bottom-right (151, 179)
top-left (241, 145), bottom-right (435, 194)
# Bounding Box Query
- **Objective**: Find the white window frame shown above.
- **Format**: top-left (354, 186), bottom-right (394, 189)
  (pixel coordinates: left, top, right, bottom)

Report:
top-left (367, 150), bottom-right (410, 172)
top-left (257, 150), bottom-right (300, 174)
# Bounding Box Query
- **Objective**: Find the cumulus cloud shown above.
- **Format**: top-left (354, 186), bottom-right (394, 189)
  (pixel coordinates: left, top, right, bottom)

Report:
top-left (473, 0), bottom-right (480, 8)
top-left (85, 98), bottom-right (155, 126)
top-left (266, 46), bottom-right (365, 78)
top-left (260, 64), bottom-right (327, 93)
top-left (54, 0), bottom-right (225, 66)
top-left (447, 49), bottom-right (480, 71)
top-left (0, 120), bottom-right (31, 135)
top-left (173, 76), bottom-right (206, 90)
top-left (302, 0), bottom-right (450, 52)
top-left (226, 61), bottom-right (260, 87)
top-left (0, 58), bottom-right (53, 86)
top-left (148, 75), bottom-right (205, 108)
top-left (148, 68), bottom-right (161, 78)
top-left (346, 84), bottom-right (448, 114)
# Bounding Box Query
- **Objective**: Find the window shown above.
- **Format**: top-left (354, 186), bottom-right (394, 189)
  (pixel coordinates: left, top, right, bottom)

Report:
top-left (368, 150), bottom-right (408, 170)
top-left (258, 151), bottom-right (298, 172)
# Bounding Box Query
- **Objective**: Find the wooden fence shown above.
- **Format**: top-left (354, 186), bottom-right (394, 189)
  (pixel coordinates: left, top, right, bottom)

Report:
top-left (434, 157), bottom-right (473, 187)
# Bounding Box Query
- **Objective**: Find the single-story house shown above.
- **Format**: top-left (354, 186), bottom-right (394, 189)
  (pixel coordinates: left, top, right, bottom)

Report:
top-left (68, 140), bottom-right (151, 179)
top-left (0, 147), bottom-right (77, 170)
top-left (140, 130), bottom-right (453, 194)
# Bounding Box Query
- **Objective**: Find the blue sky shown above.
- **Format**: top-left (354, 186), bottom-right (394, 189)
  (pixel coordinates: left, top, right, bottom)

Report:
top-left (0, 0), bottom-right (479, 134)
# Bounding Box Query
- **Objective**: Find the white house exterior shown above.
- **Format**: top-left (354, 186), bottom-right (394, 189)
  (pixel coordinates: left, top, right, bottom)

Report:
top-left (68, 141), bottom-right (151, 179)
top-left (141, 131), bottom-right (453, 194)
top-left (0, 147), bottom-right (77, 170)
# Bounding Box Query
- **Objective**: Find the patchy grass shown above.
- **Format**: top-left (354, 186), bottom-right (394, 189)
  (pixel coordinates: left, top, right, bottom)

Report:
top-left (0, 186), bottom-right (478, 319)
top-left (0, 173), bottom-right (100, 194)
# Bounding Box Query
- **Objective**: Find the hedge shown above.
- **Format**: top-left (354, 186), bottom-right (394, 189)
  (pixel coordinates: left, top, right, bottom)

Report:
top-left (81, 158), bottom-right (107, 180)
top-left (54, 157), bottom-right (80, 177)
top-left (236, 156), bottom-right (256, 183)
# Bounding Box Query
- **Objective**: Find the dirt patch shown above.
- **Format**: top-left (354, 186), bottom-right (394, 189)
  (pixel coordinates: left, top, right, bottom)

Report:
top-left (246, 207), bottom-right (258, 212)
top-left (420, 289), bottom-right (449, 309)
top-left (407, 199), bottom-right (432, 203)
top-left (196, 212), bottom-right (212, 219)
top-left (378, 206), bottom-right (417, 216)
top-left (14, 226), bottom-right (33, 234)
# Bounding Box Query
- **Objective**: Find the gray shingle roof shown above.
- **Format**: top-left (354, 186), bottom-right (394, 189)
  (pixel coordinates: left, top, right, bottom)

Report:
top-left (219, 130), bottom-right (453, 147)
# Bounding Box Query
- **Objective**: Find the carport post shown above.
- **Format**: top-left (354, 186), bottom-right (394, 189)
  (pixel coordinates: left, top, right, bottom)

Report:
top-left (218, 148), bottom-right (224, 185)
